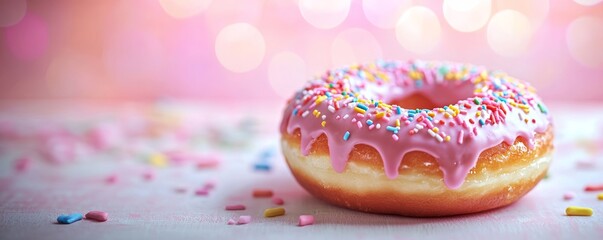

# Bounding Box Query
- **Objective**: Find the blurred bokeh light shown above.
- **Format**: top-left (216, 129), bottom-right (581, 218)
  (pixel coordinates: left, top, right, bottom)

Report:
top-left (0, 0), bottom-right (602, 101)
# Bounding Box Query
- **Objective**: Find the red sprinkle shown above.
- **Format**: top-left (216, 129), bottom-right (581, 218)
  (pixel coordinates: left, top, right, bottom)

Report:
top-left (252, 189), bottom-right (273, 198)
top-left (585, 184), bottom-right (603, 191)
top-left (272, 197), bottom-right (284, 205)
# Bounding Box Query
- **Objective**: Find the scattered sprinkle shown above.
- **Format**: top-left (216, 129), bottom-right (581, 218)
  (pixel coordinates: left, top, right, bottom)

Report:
top-left (237, 215), bottom-right (251, 224)
top-left (85, 211), bottom-right (108, 222)
top-left (565, 206), bottom-right (593, 216)
top-left (563, 192), bottom-right (575, 201)
top-left (298, 215), bottom-right (314, 227)
top-left (272, 197), bottom-right (284, 205)
top-left (585, 184), bottom-right (603, 192)
top-left (253, 189), bottom-right (274, 198)
top-left (57, 213), bottom-right (83, 224)
top-left (225, 205), bottom-right (246, 211)
top-left (264, 207), bottom-right (285, 217)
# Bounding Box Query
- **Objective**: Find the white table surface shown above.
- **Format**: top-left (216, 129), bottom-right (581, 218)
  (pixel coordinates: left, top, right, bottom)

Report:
top-left (0, 100), bottom-right (602, 240)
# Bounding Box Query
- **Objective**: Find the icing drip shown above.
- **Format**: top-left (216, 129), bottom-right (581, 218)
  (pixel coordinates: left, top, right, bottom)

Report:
top-left (280, 60), bottom-right (551, 189)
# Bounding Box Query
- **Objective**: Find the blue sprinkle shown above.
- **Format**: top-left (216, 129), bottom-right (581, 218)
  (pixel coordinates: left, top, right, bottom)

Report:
top-left (415, 80), bottom-right (423, 88)
top-left (426, 116), bottom-right (434, 121)
top-left (496, 96), bottom-right (507, 102)
top-left (357, 103), bottom-right (368, 111)
top-left (374, 102), bottom-right (379, 107)
top-left (408, 113), bottom-right (415, 118)
top-left (343, 131), bottom-right (351, 141)
top-left (386, 126), bottom-right (399, 134)
top-left (479, 119), bottom-right (485, 126)
top-left (254, 162), bottom-right (271, 171)
top-left (57, 213), bottom-right (83, 224)
top-left (396, 106), bottom-right (402, 115)
top-left (292, 109), bottom-right (298, 116)
top-left (366, 120), bottom-right (373, 126)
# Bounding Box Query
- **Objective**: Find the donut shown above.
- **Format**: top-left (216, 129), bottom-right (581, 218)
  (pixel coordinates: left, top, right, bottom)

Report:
top-left (279, 60), bottom-right (553, 217)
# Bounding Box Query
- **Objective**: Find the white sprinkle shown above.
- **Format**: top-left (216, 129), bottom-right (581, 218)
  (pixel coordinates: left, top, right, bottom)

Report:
top-left (415, 124), bottom-right (424, 130)
top-left (322, 115), bottom-right (326, 120)
top-left (328, 106), bottom-right (335, 113)
top-left (302, 111), bottom-right (310, 118)
top-left (428, 129), bottom-right (436, 137)
top-left (376, 123), bottom-right (381, 129)
top-left (343, 114), bottom-right (349, 119)
top-left (435, 134), bottom-right (444, 142)
top-left (336, 115), bottom-right (341, 120)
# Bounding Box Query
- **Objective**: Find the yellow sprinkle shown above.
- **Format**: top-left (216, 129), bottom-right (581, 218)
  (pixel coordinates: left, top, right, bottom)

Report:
top-left (396, 119), bottom-right (400, 127)
top-left (449, 105), bottom-right (459, 114)
top-left (354, 107), bottom-right (366, 114)
top-left (438, 108), bottom-right (445, 113)
top-left (428, 112), bottom-right (435, 117)
top-left (445, 72), bottom-right (454, 80)
top-left (444, 113), bottom-right (451, 119)
top-left (315, 96), bottom-right (326, 104)
top-left (476, 111), bottom-right (481, 117)
top-left (565, 206), bottom-right (593, 216)
top-left (149, 153), bottom-right (167, 167)
top-left (480, 70), bottom-right (488, 79)
top-left (455, 72), bottom-right (463, 80)
top-left (445, 136), bottom-right (451, 142)
top-left (432, 127), bottom-right (439, 133)
top-left (376, 112), bottom-right (385, 119)
top-left (321, 121), bottom-right (326, 127)
top-left (264, 207), bottom-right (286, 217)
top-left (598, 193), bottom-right (603, 200)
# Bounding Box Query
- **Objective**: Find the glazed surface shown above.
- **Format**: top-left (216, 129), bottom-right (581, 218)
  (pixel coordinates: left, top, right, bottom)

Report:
top-left (280, 60), bottom-right (552, 189)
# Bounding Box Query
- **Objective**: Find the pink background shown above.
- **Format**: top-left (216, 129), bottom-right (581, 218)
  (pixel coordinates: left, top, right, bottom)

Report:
top-left (0, 0), bottom-right (602, 101)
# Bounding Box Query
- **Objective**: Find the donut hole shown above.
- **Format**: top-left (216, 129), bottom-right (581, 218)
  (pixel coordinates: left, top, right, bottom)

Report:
top-left (386, 81), bottom-right (475, 110)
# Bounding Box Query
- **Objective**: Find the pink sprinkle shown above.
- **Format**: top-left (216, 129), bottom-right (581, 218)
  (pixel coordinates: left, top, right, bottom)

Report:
top-left (585, 184), bottom-right (603, 191)
top-left (105, 174), bottom-right (118, 184)
top-left (351, 118), bottom-right (357, 123)
top-left (175, 186), bottom-right (188, 193)
top-left (237, 215), bottom-right (251, 225)
top-left (298, 215), bottom-right (314, 226)
top-left (227, 218), bottom-right (237, 225)
top-left (197, 155), bottom-right (221, 168)
top-left (563, 192), bottom-right (575, 200)
top-left (14, 156), bottom-right (31, 172)
top-left (142, 170), bottom-right (155, 181)
top-left (335, 115), bottom-right (341, 120)
top-left (195, 188), bottom-right (209, 196)
top-left (392, 134), bottom-right (399, 141)
top-left (85, 211), bottom-right (108, 222)
top-left (457, 130), bottom-right (464, 144)
top-left (204, 180), bottom-right (216, 190)
top-left (272, 197), bottom-right (284, 205)
top-left (225, 204), bottom-right (246, 211)
top-left (368, 124), bottom-right (375, 130)
top-left (357, 121), bottom-right (362, 128)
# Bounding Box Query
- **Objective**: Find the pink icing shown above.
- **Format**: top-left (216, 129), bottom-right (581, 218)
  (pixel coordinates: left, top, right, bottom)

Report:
top-left (280, 60), bottom-right (551, 189)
